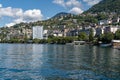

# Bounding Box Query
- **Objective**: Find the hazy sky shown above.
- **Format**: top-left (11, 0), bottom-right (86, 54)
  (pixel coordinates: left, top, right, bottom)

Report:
top-left (0, 0), bottom-right (101, 27)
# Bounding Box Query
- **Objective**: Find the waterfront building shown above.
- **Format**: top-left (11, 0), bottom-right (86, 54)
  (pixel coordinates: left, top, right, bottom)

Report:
top-left (43, 30), bottom-right (48, 39)
top-left (26, 29), bottom-right (32, 39)
top-left (63, 28), bottom-right (69, 37)
top-left (96, 27), bottom-right (105, 36)
top-left (33, 26), bottom-right (43, 39)
top-left (112, 40), bottom-right (120, 48)
top-left (104, 26), bottom-right (118, 33)
top-left (53, 32), bottom-right (63, 37)
top-left (67, 29), bottom-right (79, 36)
top-left (91, 28), bottom-right (96, 36)
top-left (22, 28), bottom-right (32, 39)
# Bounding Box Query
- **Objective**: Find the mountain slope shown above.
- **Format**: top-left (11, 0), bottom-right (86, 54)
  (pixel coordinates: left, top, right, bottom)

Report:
top-left (51, 12), bottom-right (72, 19)
top-left (85, 0), bottom-right (120, 13)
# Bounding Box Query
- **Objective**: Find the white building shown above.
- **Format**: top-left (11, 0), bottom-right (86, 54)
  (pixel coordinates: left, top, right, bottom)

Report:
top-left (33, 26), bottom-right (43, 39)
top-left (43, 30), bottom-right (48, 39)
top-left (112, 17), bottom-right (120, 23)
top-left (96, 27), bottom-right (105, 36)
top-left (104, 26), bottom-right (118, 33)
top-left (53, 33), bottom-right (63, 37)
top-left (110, 27), bottom-right (118, 33)
top-left (99, 20), bottom-right (112, 25)
top-left (91, 28), bottom-right (96, 37)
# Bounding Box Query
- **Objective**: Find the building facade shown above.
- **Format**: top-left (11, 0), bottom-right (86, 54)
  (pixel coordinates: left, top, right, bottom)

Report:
top-left (33, 26), bottom-right (43, 39)
top-left (104, 26), bottom-right (118, 33)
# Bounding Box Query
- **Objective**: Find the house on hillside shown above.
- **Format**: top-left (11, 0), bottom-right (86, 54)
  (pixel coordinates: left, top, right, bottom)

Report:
top-left (104, 26), bottom-right (118, 33)
top-left (112, 17), bottom-right (120, 23)
top-left (96, 27), bottom-right (105, 36)
top-left (52, 30), bottom-right (63, 37)
top-left (43, 30), bottom-right (48, 39)
top-left (99, 19), bottom-right (112, 25)
top-left (67, 29), bottom-right (79, 36)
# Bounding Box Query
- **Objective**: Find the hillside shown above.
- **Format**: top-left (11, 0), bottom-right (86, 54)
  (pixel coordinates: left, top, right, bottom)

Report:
top-left (51, 12), bottom-right (72, 19)
top-left (6, 12), bottom-right (77, 29)
top-left (85, 0), bottom-right (120, 13)
top-left (1, 0), bottom-right (120, 30)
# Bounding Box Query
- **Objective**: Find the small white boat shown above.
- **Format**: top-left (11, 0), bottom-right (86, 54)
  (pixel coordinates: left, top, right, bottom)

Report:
top-left (100, 43), bottom-right (112, 47)
top-left (73, 41), bottom-right (85, 45)
top-left (66, 43), bottom-right (74, 45)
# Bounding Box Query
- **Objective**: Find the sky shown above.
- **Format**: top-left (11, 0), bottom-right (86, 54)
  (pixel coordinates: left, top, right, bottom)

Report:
top-left (0, 0), bottom-right (102, 27)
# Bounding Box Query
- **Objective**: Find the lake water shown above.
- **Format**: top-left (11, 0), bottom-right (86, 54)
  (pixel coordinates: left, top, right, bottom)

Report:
top-left (0, 43), bottom-right (120, 80)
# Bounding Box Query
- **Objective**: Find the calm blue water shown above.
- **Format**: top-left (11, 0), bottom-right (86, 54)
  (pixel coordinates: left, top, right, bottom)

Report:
top-left (0, 43), bottom-right (120, 80)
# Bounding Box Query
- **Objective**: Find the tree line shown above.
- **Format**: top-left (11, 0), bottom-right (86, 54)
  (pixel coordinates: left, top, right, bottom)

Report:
top-left (1, 29), bottom-right (120, 44)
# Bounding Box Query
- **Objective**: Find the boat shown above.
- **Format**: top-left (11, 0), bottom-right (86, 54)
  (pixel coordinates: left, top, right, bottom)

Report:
top-left (66, 43), bottom-right (74, 45)
top-left (66, 41), bottom-right (86, 46)
top-left (100, 43), bottom-right (112, 47)
top-left (73, 41), bottom-right (85, 45)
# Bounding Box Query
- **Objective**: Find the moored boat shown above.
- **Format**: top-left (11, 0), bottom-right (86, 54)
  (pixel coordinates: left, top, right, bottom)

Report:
top-left (100, 43), bottom-right (112, 47)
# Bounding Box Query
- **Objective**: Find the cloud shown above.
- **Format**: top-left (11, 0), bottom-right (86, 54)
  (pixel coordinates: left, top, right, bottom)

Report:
top-left (0, 7), bottom-right (14, 17)
top-left (53, 0), bottom-right (81, 8)
top-left (70, 7), bottom-right (83, 14)
top-left (66, 0), bottom-right (81, 8)
top-left (14, 18), bottom-right (25, 23)
top-left (53, 0), bottom-right (83, 14)
top-left (5, 18), bottom-right (25, 27)
top-left (0, 4), bottom-right (43, 27)
top-left (83, 0), bottom-right (101, 6)
top-left (23, 9), bottom-right (43, 22)
top-left (53, 0), bottom-right (65, 7)
top-left (5, 22), bottom-right (16, 27)
top-left (0, 4), bottom-right (2, 7)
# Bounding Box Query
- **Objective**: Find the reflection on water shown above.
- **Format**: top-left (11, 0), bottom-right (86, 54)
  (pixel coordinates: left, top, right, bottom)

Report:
top-left (0, 43), bottom-right (120, 80)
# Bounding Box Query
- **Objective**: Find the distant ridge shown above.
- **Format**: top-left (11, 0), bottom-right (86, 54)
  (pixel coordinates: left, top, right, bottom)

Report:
top-left (51, 12), bottom-right (72, 19)
top-left (85, 0), bottom-right (120, 13)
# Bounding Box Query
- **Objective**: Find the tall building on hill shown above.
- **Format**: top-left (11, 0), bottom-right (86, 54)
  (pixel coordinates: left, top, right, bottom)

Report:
top-left (33, 26), bottom-right (43, 39)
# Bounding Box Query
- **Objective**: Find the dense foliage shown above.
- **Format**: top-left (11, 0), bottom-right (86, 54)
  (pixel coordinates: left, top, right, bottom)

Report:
top-left (78, 32), bottom-right (88, 41)
top-left (100, 32), bottom-right (114, 43)
top-left (89, 28), bottom-right (94, 42)
top-left (114, 29), bottom-right (120, 40)
top-left (85, 0), bottom-right (120, 13)
top-left (32, 37), bottom-right (76, 44)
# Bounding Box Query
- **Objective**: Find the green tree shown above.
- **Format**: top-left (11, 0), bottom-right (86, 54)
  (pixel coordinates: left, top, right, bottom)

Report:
top-left (33, 38), bottom-right (41, 43)
top-left (96, 13), bottom-right (108, 20)
top-left (84, 15), bottom-right (98, 23)
top-left (78, 32), bottom-right (88, 41)
top-left (101, 32), bottom-right (114, 43)
top-left (89, 28), bottom-right (94, 42)
top-left (114, 29), bottom-right (120, 40)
